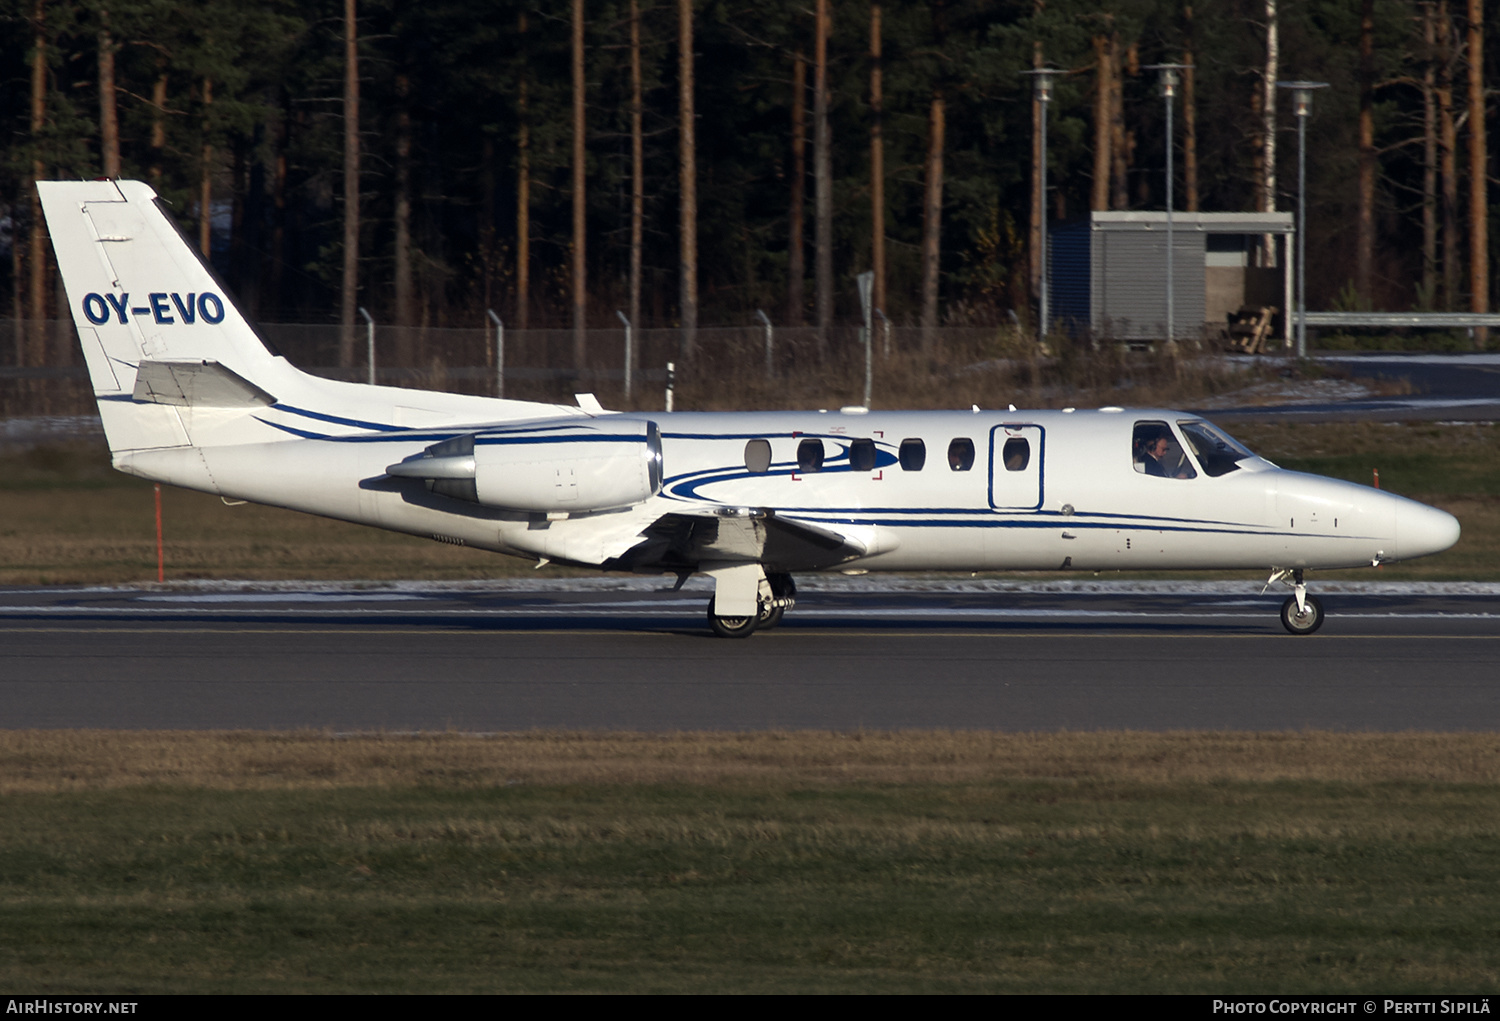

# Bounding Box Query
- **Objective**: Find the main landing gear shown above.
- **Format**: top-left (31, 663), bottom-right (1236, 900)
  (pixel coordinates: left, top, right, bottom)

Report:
top-left (706, 571), bottom-right (796, 638)
top-left (1269, 567), bottom-right (1325, 635)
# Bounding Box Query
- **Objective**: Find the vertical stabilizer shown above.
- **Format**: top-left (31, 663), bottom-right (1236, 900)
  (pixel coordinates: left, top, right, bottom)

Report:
top-left (38, 179), bottom-right (291, 452)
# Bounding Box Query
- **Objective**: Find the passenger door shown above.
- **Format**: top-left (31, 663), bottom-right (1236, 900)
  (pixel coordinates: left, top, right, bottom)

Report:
top-left (989, 424), bottom-right (1044, 510)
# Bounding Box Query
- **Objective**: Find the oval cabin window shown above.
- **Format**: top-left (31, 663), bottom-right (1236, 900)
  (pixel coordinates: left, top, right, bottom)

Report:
top-left (947, 437), bottom-right (975, 472)
top-left (849, 438), bottom-right (876, 472)
top-left (1002, 437), bottom-right (1030, 471)
top-left (899, 438), bottom-right (926, 471)
top-left (744, 439), bottom-right (772, 474)
top-left (797, 437), bottom-right (825, 472)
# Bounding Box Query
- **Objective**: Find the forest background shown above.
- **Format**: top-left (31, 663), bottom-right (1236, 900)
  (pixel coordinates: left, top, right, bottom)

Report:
top-left (1, 0), bottom-right (1497, 374)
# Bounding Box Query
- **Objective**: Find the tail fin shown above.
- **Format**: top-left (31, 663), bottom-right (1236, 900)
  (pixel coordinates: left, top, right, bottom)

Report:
top-left (41, 179), bottom-right (573, 463)
top-left (39, 179), bottom-right (292, 452)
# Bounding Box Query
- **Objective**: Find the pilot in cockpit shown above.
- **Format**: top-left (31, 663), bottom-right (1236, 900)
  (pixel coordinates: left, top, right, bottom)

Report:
top-left (1133, 423), bottom-right (1195, 479)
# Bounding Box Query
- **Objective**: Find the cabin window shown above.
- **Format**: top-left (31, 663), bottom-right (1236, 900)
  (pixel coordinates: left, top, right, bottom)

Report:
top-left (947, 437), bottom-right (975, 472)
top-left (797, 437), bottom-right (825, 472)
top-left (899, 438), bottom-right (926, 471)
top-left (1177, 419), bottom-right (1254, 478)
top-left (848, 438), bottom-right (877, 472)
top-left (1002, 437), bottom-right (1031, 472)
top-left (744, 439), bottom-right (772, 474)
top-left (1132, 421), bottom-right (1197, 479)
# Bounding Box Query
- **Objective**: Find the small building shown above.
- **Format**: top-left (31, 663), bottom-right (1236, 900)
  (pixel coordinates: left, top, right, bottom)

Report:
top-left (1050, 211), bottom-right (1295, 344)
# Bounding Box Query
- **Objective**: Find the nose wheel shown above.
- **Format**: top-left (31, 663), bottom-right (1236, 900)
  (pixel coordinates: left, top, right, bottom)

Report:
top-left (1269, 568), bottom-right (1325, 635)
top-left (1280, 593), bottom-right (1325, 634)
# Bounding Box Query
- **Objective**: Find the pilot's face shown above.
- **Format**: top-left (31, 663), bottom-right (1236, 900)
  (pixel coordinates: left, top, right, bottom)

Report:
top-left (1149, 438), bottom-right (1169, 457)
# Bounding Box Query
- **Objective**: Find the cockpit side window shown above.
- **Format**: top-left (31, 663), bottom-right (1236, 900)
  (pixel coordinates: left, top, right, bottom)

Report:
top-left (1132, 421), bottom-right (1197, 479)
top-left (1177, 419), bottom-right (1255, 478)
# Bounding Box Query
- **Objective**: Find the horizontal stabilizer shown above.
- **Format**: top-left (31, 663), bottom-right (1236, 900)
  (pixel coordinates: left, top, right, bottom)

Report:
top-left (132, 359), bottom-right (276, 408)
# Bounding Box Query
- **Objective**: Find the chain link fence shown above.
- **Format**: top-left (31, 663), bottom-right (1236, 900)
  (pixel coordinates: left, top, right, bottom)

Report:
top-left (1, 319), bottom-right (1019, 420)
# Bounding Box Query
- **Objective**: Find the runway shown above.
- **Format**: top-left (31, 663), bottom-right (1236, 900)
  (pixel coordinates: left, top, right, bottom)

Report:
top-left (2, 582), bottom-right (1497, 731)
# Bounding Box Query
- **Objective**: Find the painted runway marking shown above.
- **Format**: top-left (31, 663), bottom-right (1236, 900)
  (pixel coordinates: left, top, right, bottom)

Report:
top-left (137, 592), bottom-right (435, 604)
top-left (2, 626), bottom-right (1497, 641)
top-left (3, 604), bottom-right (1500, 621)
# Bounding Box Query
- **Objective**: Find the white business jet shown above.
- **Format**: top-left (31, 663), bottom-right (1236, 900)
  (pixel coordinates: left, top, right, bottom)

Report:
top-left (39, 180), bottom-right (1460, 636)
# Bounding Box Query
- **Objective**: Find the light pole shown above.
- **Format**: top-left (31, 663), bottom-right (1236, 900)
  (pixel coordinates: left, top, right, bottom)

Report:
top-left (1020, 67), bottom-right (1065, 350)
top-left (358, 306), bottom-right (375, 385)
top-left (486, 309), bottom-right (504, 398)
top-left (615, 310), bottom-right (633, 400)
top-left (1278, 80), bottom-right (1328, 358)
top-left (1145, 64), bottom-right (1191, 344)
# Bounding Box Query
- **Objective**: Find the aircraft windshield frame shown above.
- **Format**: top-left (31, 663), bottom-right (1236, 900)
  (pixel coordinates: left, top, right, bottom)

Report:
top-left (1176, 419), bottom-right (1257, 478)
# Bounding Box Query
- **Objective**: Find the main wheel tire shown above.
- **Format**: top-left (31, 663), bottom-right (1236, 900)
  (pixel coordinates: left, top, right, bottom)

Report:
top-left (757, 602), bottom-right (785, 630)
top-left (1280, 593), bottom-right (1325, 635)
top-left (707, 598), bottom-right (759, 638)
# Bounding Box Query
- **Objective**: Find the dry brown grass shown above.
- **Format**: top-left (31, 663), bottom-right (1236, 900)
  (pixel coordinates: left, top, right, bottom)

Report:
top-left (3, 730), bottom-right (1498, 794)
top-left (0, 478), bottom-right (586, 585)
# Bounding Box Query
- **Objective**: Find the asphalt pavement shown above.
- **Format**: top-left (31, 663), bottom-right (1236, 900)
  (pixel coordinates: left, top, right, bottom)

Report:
top-left (2, 582), bottom-right (1495, 731)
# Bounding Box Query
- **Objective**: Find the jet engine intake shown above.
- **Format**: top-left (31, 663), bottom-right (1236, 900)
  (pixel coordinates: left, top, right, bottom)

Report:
top-left (387, 419), bottom-right (663, 513)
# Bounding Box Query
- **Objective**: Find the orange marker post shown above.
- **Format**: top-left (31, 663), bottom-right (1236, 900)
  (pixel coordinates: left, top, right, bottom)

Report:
top-left (1373, 468), bottom-right (1380, 490)
top-left (154, 483), bottom-right (164, 583)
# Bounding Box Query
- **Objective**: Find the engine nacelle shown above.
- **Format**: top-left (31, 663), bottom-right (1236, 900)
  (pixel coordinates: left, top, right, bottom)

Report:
top-left (387, 419), bottom-right (663, 513)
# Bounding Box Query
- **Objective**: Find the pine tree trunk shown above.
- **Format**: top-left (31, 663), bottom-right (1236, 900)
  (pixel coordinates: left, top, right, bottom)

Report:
top-left (1263, 0), bottom-right (1277, 211)
top-left (629, 0), bottom-right (643, 334)
top-left (480, 134), bottom-right (495, 315)
top-left (919, 94), bottom-right (945, 351)
top-left (572, 0), bottom-right (587, 366)
top-left (394, 74), bottom-right (413, 338)
top-left (516, 11), bottom-right (530, 330)
top-left (340, 0), bottom-right (360, 369)
top-left (199, 77), bottom-right (213, 259)
top-left (1092, 33), bottom-right (1110, 211)
top-left (1423, 2), bottom-right (1439, 302)
top-left (678, 0), bottom-right (698, 359)
top-left (869, 3), bottom-right (885, 318)
top-left (1466, 0), bottom-right (1488, 344)
top-left (1031, 40), bottom-right (1045, 310)
top-left (1439, 1), bottom-right (1459, 309)
top-left (1183, 6), bottom-right (1198, 212)
top-left (269, 96), bottom-right (288, 318)
top-left (787, 52), bottom-right (806, 326)
top-left (28, 0), bottom-right (48, 368)
top-left (1357, 0), bottom-right (1375, 302)
top-left (1109, 34), bottom-right (1128, 210)
top-left (97, 6), bottom-right (120, 178)
top-left (813, 0), bottom-right (832, 357)
top-left (150, 64), bottom-right (166, 187)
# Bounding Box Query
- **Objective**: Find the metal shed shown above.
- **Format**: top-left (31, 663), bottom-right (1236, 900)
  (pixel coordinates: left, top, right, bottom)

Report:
top-left (1050, 211), bottom-right (1295, 344)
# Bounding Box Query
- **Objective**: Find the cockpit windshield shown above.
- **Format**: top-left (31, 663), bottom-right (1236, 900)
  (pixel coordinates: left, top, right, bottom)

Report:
top-left (1176, 419), bottom-right (1257, 477)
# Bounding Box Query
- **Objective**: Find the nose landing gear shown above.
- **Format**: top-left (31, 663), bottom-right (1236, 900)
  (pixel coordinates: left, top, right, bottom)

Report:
top-left (1269, 567), bottom-right (1325, 635)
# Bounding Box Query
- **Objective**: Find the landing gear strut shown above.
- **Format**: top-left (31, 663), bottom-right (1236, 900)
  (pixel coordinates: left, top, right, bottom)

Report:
top-left (1270, 567), bottom-right (1325, 635)
top-left (756, 573), bottom-right (796, 631)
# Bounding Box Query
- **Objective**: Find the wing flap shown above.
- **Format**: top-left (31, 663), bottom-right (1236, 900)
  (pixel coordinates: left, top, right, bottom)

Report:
top-left (607, 509), bottom-right (865, 573)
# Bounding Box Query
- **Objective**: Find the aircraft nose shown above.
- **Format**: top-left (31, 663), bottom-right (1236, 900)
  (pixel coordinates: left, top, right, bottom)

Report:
top-left (1396, 499), bottom-right (1460, 560)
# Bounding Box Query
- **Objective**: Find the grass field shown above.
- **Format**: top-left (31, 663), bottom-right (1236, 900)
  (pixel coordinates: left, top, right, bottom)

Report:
top-left (1, 731), bottom-right (1498, 993)
top-left (1, 419), bottom-right (1495, 585)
